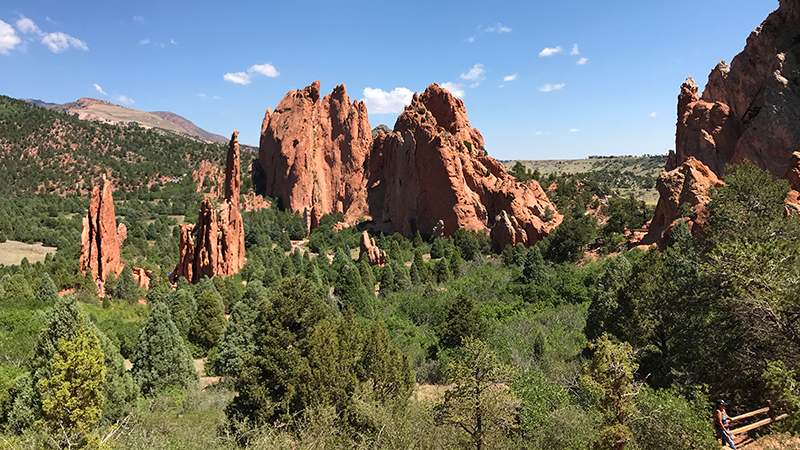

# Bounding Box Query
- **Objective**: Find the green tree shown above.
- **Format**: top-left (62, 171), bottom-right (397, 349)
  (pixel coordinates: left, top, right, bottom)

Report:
top-left (437, 293), bottom-right (486, 351)
top-left (435, 257), bottom-right (452, 284)
top-left (116, 265), bottom-right (138, 305)
top-left (435, 337), bottom-right (520, 450)
top-left (188, 290), bottom-right (227, 355)
top-left (431, 237), bottom-right (445, 259)
top-left (131, 301), bottom-right (198, 396)
top-left (169, 288), bottom-right (195, 340)
top-left (38, 324), bottom-right (106, 444)
top-left (522, 245), bottom-right (548, 285)
top-left (583, 334), bottom-right (642, 450)
top-left (214, 281), bottom-right (266, 378)
top-left (335, 263), bottom-right (374, 317)
top-left (36, 273), bottom-right (59, 304)
top-left (763, 360), bottom-right (800, 433)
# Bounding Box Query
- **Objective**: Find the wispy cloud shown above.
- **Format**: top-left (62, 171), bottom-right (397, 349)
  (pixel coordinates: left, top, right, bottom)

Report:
top-left (503, 74), bottom-right (517, 82)
top-left (649, 112), bottom-right (657, 117)
top-left (539, 83), bottom-right (565, 92)
top-left (93, 83), bottom-right (107, 95)
top-left (139, 38), bottom-right (149, 45)
top-left (198, 93), bottom-right (207, 99)
top-left (539, 46), bottom-right (562, 57)
top-left (45, 16), bottom-right (57, 25)
top-left (362, 87), bottom-right (414, 114)
top-left (224, 63), bottom-right (280, 85)
top-left (0, 20), bottom-right (21, 54)
top-left (576, 57), bottom-right (588, 65)
top-left (14, 15), bottom-right (87, 53)
top-left (461, 64), bottom-right (485, 88)
top-left (133, 15), bottom-right (144, 24)
top-left (441, 82), bottom-right (465, 98)
top-left (570, 128), bottom-right (579, 132)
top-left (466, 23), bottom-right (511, 42)
top-left (170, 38), bottom-right (177, 45)
top-left (570, 44), bottom-right (579, 55)
top-left (113, 94), bottom-right (134, 105)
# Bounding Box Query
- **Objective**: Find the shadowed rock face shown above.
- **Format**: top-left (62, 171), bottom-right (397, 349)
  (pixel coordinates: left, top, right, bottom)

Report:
top-left (173, 131), bottom-right (246, 283)
top-left (257, 82), bottom-right (561, 247)
top-left (670, 0), bottom-right (800, 177)
top-left (79, 177), bottom-right (120, 283)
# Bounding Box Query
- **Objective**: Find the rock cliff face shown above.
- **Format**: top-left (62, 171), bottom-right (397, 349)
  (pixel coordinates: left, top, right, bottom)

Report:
top-left (257, 82), bottom-right (561, 247)
top-left (670, 0), bottom-right (800, 177)
top-left (641, 157), bottom-right (724, 247)
top-left (79, 177), bottom-right (120, 284)
top-left (258, 81), bottom-right (372, 226)
top-left (173, 131), bottom-right (246, 283)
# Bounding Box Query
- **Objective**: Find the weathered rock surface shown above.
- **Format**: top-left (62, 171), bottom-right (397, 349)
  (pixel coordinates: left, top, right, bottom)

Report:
top-left (368, 84), bottom-right (562, 248)
top-left (259, 81), bottom-right (372, 226)
top-left (243, 192), bottom-right (270, 212)
top-left (257, 81), bottom-right (561, 247)
top-left (784, 152), bottom-right (800, 215)
top-left (116, 223), bottom-right (127, 245)
top-left (173, 131), bottom-right (246, 283)
top-left (193, 160), bottom-right (224, 198)
top-left (79, 176), bottom-right (120, 284)
top-left (641, 157), bottom-right (724, 247)
top-left (670, 0), bottom-right (800, 177)
top-left (359, 231), bottom-right (386, 267)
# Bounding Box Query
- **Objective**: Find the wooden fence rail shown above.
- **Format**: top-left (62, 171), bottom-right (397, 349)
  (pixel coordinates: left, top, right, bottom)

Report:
top-left (728, 404), bottom-right (788, 436)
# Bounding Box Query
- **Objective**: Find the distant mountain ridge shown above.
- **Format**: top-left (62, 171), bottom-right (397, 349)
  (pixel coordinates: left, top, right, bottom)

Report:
top-left (20, 97), bottom-right (229, 145)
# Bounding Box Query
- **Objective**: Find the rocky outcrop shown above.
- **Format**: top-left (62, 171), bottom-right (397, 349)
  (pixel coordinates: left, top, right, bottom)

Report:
top-left (79, 176), bottom-right (120, 284)
top-left (243, 192), bottom-right (270, 212)
top-left (670, 0), bottom-right (800, 177)
top-left (259, 81), bottom-right (372, 226)
top-left (116, 223), bottom-right (127, 245)
top-left (359, 231), bottom-right (386, 267)
top-left (173, 131), bottom-right (246, 283)
top-left (257, 81), bottom-right (561, 247)
top-left (490, 211), bottom-right (527, 252)
top-left (132, 267), bottom-right (152, 289)
top-left (368, 84), bottom-right (562, 247)
top-left (641, 157), bottom-right (724, 247)
top-left (784, 152), bottom-right (800, 215)
top-left (193, 160), bottom-right (224, 198)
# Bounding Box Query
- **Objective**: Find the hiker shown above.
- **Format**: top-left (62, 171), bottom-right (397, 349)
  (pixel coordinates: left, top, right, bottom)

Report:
top-left (714, 399), bottom-right (737, 449)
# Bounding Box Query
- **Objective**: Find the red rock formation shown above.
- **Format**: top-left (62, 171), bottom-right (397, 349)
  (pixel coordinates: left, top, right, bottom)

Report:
top-left (79, 177), bottom-right (120, 284)
top-left (368, 84), bottom-right (562, 248)
top-left (784, 152), bottom-right (800, 215)
top-left (173, 132), bottom-right (246, 283)
top-left (640, 157), bottom-right (724, 247)
top-left (132, 267), bottom-right (152, 290)
top-left (670, 0), bottom-right (800, 177)
top-left (256, 82), bottom-right (561, 247)
top-left (116, 223), bottom-right (127, 245)
top-left (359, 231), bottom-right (386, 267)
top-left (193, 160), bottom-right (224, 198)
top-left (490, 211), bottom-right (527, 252)
top-left (242, 192), bottom-right (271, 212)
top-left (259, 81), bottom-right (372, 226)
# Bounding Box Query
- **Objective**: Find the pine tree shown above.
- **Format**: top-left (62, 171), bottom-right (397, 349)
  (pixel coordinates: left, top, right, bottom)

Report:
top-left (214, 281), bottom-right (266, 377)
top-left (358, 259), bottom-right (376, 295)
top-left (412, 248), bottom-right (428, 281)
top-left (436, 257), bottom-right (452, 284)
top-left (146, 273), bottom-right (171, 306)
top-left (116, 265), bottom-right (138, 305)
top-left (38, 324), bottom-right (106, 439)
top-left (437, 293), bottom-right (486, 350)
top-left (131, 301), bottom-right (198, 396)
top-left (431, 237), bottom-right (445, 259)
top-left (35, 273), bottom-right (58, 304)
top-left (169, 288), bottom-right (195, 340)
top-left (379, 263), bottom-right (395, 298)
top-left (189, 290), bottom-right (227, 354)
top-left (335, 263), bottom-right (374, 317)
top-left (522, 245), bottom-right (548, 285)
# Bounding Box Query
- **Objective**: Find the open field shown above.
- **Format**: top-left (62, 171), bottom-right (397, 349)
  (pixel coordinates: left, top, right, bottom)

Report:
top-left (0, 240), bottom-right (57, 266)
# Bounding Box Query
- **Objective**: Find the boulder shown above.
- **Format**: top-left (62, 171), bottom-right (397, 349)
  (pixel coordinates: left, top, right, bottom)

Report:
top-left (79, 176), bottom-right (120, 284)
top-left (670, 0), bottom-right (800, 177)
top-left (640, 157), bottom-right (724, 247)
top-left (359, 231), bottom-right (386, 267)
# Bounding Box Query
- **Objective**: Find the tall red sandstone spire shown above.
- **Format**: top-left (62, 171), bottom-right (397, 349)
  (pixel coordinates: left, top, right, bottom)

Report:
top-left (79, 176), bottom-right (120, 283)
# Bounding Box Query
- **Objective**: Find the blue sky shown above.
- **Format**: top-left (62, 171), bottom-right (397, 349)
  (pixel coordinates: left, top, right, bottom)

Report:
top-left (0, 0), bottom-right (778, 160)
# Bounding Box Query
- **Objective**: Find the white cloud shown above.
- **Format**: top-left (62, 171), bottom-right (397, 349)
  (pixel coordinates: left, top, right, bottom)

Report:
top-left (213, 96), bottom-right (220, 100)
top-left (539, 83), bottom-right (565, 92)
top-left (570, 128), bottom-right (579, 132)
top-left (466, 35), bottom-right (475, 43)
top-left (649, 112), bottom-right (657, 117)
top-left (113, 94), bottom-right (134, 105)
top-left (139, 38), bottom-right (150, 45)
top-left (441, 82), bottom-right (465, 98)
top-left (133, 15), bottom-right (144, 24)
top-left (576, 57), bottom-right (588, 65)
top-left (503, 74), bottom-right (517, 82)
top-left (93, 83), bottom-right (107, 95)
top-left (362, 87), bottom-right (414, 114)
top-left (539, 46), bottom-right (562, 57)
top-left (248, 63), bottom-right (279, 78)
top-left (170, 38), bottom-right (177, 45)
top-left (483, 23), bottom-right (512, 33)
top-left (16, 16), bottom-right (40, 34)
top-left (570, 44), bottom-right (579, 55)
top-left (535, 131), bottom-right (542, 135)
top-left (45, 16), bottom-right (57, 25)
top-left (461, 64), bottom-right (484, 81)
top-left (41, 32), bottom-right (88, 53)
top-left (223, 71), bottom-right (250, 85)
top-left (198, 93), bottom-right (207, 99)
top-left (224, 63), bottom-right (281, 85)
top-left (0, 20), bottom-right (21, 54)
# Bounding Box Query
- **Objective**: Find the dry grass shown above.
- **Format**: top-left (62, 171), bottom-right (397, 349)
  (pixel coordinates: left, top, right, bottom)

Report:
top-left (0, 240), bottom-right (57, 266)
